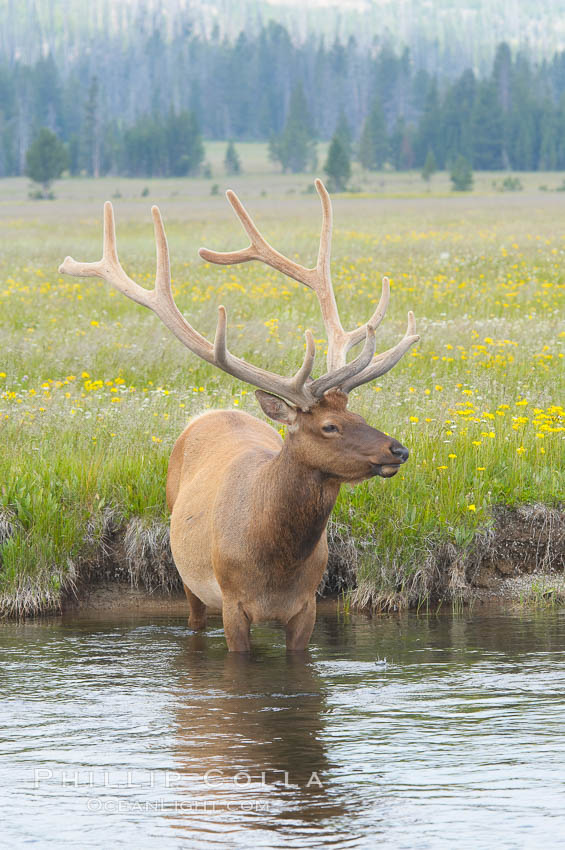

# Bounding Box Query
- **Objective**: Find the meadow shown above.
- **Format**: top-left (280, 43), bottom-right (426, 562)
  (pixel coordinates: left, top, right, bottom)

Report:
top-left (0, 149), bottom-right (563, 615)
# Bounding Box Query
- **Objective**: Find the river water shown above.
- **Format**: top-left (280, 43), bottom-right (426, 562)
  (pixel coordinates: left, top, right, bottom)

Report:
top-left (1, 604), bottom-right (564, 848)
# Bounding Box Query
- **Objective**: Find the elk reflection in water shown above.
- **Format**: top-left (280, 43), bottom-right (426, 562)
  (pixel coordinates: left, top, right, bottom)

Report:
top-left (168, 627), bottom-right (353, 838)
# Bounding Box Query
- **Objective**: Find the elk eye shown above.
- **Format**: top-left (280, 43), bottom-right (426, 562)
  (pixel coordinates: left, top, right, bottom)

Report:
top-left (322, 424), bottom-right (339, 434)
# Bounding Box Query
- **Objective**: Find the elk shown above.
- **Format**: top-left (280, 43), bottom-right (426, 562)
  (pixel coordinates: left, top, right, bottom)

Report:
top-left (59, 180), bottom-right (419, 651)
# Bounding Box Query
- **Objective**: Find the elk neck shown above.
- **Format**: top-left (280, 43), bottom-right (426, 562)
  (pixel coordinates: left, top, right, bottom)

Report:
top-left (255, 434), bottom-right (341, 564)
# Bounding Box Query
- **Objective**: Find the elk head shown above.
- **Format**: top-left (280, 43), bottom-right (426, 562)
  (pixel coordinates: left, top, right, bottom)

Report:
top-left (255, 388), bottom-right (409, 482)
top-left (58, 180), bottom-right (419, 482)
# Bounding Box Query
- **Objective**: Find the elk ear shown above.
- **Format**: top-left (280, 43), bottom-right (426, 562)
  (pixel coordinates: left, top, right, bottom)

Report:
top-left (255, 391), bottom-right (298, 425)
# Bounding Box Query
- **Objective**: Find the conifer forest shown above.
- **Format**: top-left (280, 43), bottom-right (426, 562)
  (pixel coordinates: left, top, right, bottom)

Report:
top-left (3, 8), bottom-right (565, 177)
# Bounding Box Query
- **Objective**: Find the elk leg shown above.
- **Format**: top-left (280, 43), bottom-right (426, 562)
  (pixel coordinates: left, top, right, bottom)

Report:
top-left (285, 597), bottom-right (316, 651)
top-left (183, 583), bottom-right (207, 630)
top-left (222, 599), bottom-right (251, 652)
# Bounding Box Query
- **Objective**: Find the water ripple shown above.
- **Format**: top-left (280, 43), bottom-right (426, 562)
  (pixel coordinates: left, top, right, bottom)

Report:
top-left (1, 609), bottom-right (564, 848)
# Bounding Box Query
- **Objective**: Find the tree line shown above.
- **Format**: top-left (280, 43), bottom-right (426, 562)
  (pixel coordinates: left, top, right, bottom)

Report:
top-left (4, 29), bottom-right (565, 180)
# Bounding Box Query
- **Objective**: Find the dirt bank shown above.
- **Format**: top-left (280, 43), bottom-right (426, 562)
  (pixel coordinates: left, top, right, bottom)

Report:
top-left (1, 503), bottom-right (564, 618)
top-left (352, 503), bottom-right (565, 610)
top-left (69, 502), bottom-right (565, 614)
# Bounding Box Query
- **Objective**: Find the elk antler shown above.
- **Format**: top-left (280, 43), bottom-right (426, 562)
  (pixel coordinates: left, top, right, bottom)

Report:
top-left (199, 179), bottom-right (420, 397)
top-left (59, 203), bottom-right (318, 409)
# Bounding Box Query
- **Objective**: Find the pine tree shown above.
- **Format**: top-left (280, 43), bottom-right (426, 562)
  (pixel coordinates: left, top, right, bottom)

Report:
top-left (506, 54), bottom-right (536, 169)
top-left (450, 155), bottom-right (473, 191)
top-left (421, 149), bottom-right (437, 184)
top-left (492, 42), bottom-right (512, 112)
top-left (442, 69), bottom-right (476, 165)
top-left (389, 116), bottom-right (414, 170)
top-left (324, 134), bottom-right (351, 191)
top-left (25, 127), bottom-right (67, 196)
top-left (414, 80), bottom-right (443, 167)
top-left (269, 83), bottom-right (316, 173)
top-left (123, 116), bottom-right (167, 176)
top-left (538, 100), bottom-right (558, 170)
top-left (32, 56), bottom-right (62, 135)
top-left (224, 140), bottom-right (241, 175)
top-left (556, 93), bottom-right (565, 169)
top-left (82, 76), bottom-right (100, 177)
top-left (165, 110), bottom-right (204, 176)
top-left (358, 96), bottom-right (387, 169)
top-left (334, 110), bottom-right (352, 158)
top-left (472, 81), bottom-right (504, 169)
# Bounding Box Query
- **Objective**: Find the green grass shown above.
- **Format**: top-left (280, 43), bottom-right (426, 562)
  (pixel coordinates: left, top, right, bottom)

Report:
top-left (0, 153), bottom-right (564, 613)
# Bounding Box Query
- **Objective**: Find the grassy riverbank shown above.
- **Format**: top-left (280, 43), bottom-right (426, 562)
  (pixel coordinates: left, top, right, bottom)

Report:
top-left (0, 161), bottom-right (564, 615)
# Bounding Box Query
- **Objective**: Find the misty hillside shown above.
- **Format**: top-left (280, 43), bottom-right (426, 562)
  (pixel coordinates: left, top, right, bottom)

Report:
top-left (2, 1), bottom-right (565, 179)
top-left (2, 0), bottom-right (565, 76)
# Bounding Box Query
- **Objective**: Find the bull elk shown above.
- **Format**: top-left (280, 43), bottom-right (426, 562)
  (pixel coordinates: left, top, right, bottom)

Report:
top-left (59, 180), bottom-right (419, 651)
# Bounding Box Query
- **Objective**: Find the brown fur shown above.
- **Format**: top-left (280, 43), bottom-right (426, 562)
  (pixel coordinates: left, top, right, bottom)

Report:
top-left (167, 390), bottom-right (408, 651)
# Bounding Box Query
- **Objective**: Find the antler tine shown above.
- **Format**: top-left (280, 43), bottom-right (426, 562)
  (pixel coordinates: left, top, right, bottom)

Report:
top-left (147, 205), bottom-right (216, 356)
top-left (346, 276), bottom-right (390, 349)
top-left (102, 199), bottom-right (119, 265)
top-left (314, 177), bottom-right (332, 280)
top-left (200, 181), bottom-right (420, 397)
top-left (199, 190), bottom-right (317, 289)
top-left (340, 312), bottom-right (420, 394)
top-left (311, 178), bottom-right (346, 370)
top-left (199, 183), bottom-right (349, 350)
top-left (212, 305), bottom-right (316, 408)
top-left (152, 204), bottom-right (172, 300)
top-left (59, 203), bottom-right (318, 410)
top-left (60, 202), bottom-right (154, 310)
top-left (310, 324), bottom-right (376, 396)
top-left (60, 202), bottom-right (215, 358)
top-left (293, 329), bottom-right (317, 392)
top-left (198, 181), bottom-right (407, 395)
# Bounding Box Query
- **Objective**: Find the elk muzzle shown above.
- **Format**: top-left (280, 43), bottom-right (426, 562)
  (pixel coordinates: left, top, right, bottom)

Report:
top-left (370, 438), bottom-right (409, 478)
